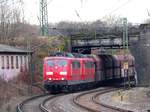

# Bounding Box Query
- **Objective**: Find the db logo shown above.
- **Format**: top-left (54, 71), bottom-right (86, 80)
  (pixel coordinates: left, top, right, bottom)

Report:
top-left (55, 66), bottom-right (58, 69)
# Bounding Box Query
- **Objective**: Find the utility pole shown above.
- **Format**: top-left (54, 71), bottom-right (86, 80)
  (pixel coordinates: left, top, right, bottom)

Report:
top-left (123, 18), bottom-right (129, 54)
top-left (39, 0), bottom-right (49, 36)
top-left (123, 18), bottom-right (128, 49)
top-left (27, 36), bottom-right (32, 95)
top-left (123, 18), bottom-right (130, 89)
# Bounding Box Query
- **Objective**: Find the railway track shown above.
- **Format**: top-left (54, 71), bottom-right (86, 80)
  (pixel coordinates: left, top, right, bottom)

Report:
top-left (16, 93), bottom-right (49, 112)
top-left (16, 93), bottom-right (65, 112)
top-left (40, 94), bottom-right (64, 112)
top-left (147, 91), bottom-right (150, 97)
top-left (17, 87), bottom-right (136, 112)
top-left (73, 87), bottom-right (133, 112)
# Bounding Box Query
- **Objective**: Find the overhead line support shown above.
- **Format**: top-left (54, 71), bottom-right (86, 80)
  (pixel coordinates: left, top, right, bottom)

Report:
top-left (39, 0), bottom-right (49, 36)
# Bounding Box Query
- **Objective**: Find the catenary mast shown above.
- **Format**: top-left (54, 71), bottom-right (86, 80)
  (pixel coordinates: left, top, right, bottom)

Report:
top-left (39, 0), bottom-right (49, 36)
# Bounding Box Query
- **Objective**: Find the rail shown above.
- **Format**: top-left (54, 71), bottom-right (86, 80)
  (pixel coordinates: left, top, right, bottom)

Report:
top-left (16, 93), bottom-right (49, 112)
top-left (73, 87), bottom-right (133, 112)
top-left (93, 90), bottom-right (133, 112)
top-left (39, 94), bottom-right (64, 112)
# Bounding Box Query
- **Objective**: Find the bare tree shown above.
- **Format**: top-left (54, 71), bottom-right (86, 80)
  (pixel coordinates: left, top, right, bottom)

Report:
top-left (0, 0), bottom-right (25, 44)
top-left (102, 15), bottom-right (123, 27)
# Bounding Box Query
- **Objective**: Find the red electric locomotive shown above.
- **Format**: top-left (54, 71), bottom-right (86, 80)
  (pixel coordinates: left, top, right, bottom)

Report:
top-left (43, 53), bottom-right (95, 92)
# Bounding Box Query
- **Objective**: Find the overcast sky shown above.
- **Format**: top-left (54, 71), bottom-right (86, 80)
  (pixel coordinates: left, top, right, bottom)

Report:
top-left (23, 0), bottom-right (150, 24)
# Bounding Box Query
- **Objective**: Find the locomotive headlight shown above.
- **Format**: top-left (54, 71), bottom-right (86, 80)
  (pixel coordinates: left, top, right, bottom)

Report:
top-left (60, 71), bottom-right (67, 75)
top-left (46, 72), bottom-right (53, 75)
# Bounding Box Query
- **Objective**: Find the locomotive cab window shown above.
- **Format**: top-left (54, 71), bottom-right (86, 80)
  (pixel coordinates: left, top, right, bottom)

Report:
top-left (58, 60), bottom-right (67, 67)
top-left (47, 60), bottom-right (54, 67)
top-left (47, 59), bottom-right (67, 67)
top-left (72, 61), bottom-right (80, 69)
top-left (84, 61), bottom-right (94, 68)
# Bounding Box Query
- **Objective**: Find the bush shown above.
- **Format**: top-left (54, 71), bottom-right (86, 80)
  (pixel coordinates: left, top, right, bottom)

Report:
top-left (0, 77), bottom-right (29, 108)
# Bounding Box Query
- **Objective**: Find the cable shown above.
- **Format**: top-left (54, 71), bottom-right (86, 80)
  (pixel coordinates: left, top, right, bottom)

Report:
top-left (147, 9), bottom-right (150, 17)
top-left (75, 9), bottom-right (82, 21)
top-left (47, 0), bottom-right (53, 5)
top-left (108, 0), bottom-right (133, 15)
top-left (80, 0), bottom-right (88, 8)
top-left (80, 0), bottom-right (83, 7)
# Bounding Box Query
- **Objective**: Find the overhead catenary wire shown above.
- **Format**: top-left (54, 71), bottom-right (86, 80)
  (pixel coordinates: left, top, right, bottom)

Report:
top-left (47, 0), bottom-right (53, 5)
top-left (80, 0), bottom-right (83, 7)
top-left (75, 9), bottom-right (82, 21)
top-left (147, 9), bottom-right (150, 17)
top-left (74, 0), bottom-right (89, 22)
top-left (80, 0), bottom-right (88, 8)
top-left (75, 0), bottom-right (133, 23)
top-left (108, 0), bottom-right (133, 15)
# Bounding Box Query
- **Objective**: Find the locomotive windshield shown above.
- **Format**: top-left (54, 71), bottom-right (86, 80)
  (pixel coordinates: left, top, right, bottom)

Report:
top-left (47, 59), bottom-right (67, 67)
top-left (58, 60), bottom-right (67, 66)
top-left (47, 60), bottom-right (54, 66)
